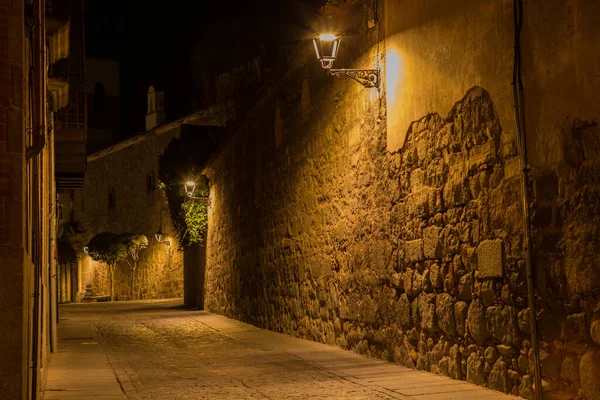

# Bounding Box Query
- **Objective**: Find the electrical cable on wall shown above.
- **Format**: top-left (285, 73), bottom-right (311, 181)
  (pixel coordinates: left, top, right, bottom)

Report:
top-left (372, 0), bottom-right (383, 113)
top-left (512, 0), bottom-right (543, 398)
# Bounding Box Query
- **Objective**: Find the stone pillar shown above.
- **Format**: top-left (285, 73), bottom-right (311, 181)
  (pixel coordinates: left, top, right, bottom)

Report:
top-left (184, 243), bottom-right (206, 308)
top-left (196, 243), bottom-right (207, 310)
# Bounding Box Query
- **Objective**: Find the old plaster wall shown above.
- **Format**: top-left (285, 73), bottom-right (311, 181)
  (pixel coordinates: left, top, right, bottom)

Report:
top-left (205, 1), bottom-right (600, 399)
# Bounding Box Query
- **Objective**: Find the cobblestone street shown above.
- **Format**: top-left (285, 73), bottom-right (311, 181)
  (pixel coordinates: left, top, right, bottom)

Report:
top-left (43, 300), bottom-right (519, 400)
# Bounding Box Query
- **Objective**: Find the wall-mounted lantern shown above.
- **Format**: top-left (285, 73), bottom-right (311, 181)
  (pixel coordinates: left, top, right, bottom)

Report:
top-left (184, 181), bottom-right (211, 205)
top-left (155, 230), bottom-right (169, 246)
top-left (184, 181), bottom-right (196, 197)
top-left (312, 33), bottom-right (379, 88)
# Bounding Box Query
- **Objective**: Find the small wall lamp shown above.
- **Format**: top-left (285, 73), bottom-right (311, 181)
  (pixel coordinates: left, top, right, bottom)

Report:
top-left (313, 33), bottom-right (379, 88)
top-left (155, 230), bottom-right (170, 246)
top-left (184, 181), bottom-right (211, 205)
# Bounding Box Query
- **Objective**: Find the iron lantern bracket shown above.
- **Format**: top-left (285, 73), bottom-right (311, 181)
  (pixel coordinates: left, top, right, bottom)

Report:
top-left (329, 68), bottom-right (380, 88)
top-left (187, 195), bottom-right (211, 206)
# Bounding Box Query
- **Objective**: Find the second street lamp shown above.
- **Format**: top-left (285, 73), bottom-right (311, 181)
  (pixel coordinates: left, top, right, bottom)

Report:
top-left (184, 181), bottom-right (211, 205)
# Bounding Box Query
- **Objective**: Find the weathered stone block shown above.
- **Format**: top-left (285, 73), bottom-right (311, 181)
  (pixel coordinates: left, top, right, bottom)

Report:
top-left (467, 352), bottom-right (486, 386)
top-left (435, 293), bottom-right (456, 336)
top-left (443, 175), bottom-right (465, 210)
top-left (429, 263), bottom-right (443, 289)
top-left (561, 353), bottom-right (581, 385)
top-left (396, 294), bottom-right (412, 330)
top-left (410, 168), bottom-right (425, 191)
top-left (480, 280), bottom-right (496, 307)
top-left (454, 301), bottom-right (468, 337)
top-left (468, 299), bottom-right (491, 344)
top-left (496, 344), bottom-right (517, 358)
top-left (405, 239), bottom-right (424, 263)
top-left (441, 226), bottom-right (461, 256)
top-left (419, 293), bottom-right (438, 332)
top-left (486, 305), bottom-right (520, 347)
top-left (517, 354), bottom-right (529, 375)
top-left (429, 340), bottom-right (444, 374)
top-left (540, 349), bottom-right (562, 377)
top-left (393, 341), bottom-right (415, 368)
top-left (411, 298), bottom-right (421, 328)
top-left (501, 284), bottom-right (513, 305)
top-left (423, 226), bottom-right (442, 259)
top-left (476, 239), bottom-right (503, 278)
top-left (462, 245), bottom-right (477, 271)
top-left (591, 318), bottom-right (600, 345)
top-left (448, 344), bottom-right (463, 380)
top-left (581, 347), bottom-right (600, 400)
top-left (457, 273), bottom-right (473, 301)
top-left (488, 359), bottom-right (509, 393)
top-left (412, 270), bottom-right (425, 294)
top-left (519, 375), bottom-right (533, 399)
top-left (407, 189), bottom-right (428, 218)
top-left (484, 346), bottom-right (500, 365)
top-left (562, 312), bottom-right (589, 343)
top-left (404, 268), bottom-right (414, 297)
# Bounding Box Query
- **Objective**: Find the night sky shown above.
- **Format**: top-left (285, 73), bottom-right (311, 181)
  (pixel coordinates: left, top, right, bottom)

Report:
top-left (84, 0), bottom-right (327, 141)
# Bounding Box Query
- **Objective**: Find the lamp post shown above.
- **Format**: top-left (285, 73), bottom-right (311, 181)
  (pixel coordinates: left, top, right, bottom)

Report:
top-left (312, 33), bottom-right (380, 88)
top-left (184, 181), bottom-right (211, 205)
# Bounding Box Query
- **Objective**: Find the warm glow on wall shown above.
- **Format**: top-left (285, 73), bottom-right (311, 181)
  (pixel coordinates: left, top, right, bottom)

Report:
top-left (385, 49), bottom-right (403, 104)
top-left (385, 48), bottom-right (406, 151)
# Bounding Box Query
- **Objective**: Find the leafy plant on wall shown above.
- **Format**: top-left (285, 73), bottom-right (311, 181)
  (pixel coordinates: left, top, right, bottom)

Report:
top-left (86, 232), bottom-right (128, 301)
top-left (181, 173), bottom-right (210, 245)
top-left (158, 129), bottom-right (221, 249)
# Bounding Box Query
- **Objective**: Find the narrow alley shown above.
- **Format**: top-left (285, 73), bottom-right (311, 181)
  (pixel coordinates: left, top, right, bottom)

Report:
top-left (3, 1), bottom-right (599, 399)
top-left (42, 300), bottom-right (519, 400)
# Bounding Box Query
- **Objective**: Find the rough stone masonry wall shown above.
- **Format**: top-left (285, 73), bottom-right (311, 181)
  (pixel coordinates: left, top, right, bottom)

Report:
top-left (207, 76), bottom-right (600, 400)
top-left (205, 7), bottom-right (600, 400)
top-left (531, 118), bottom-right (600, 399)
top-left (207, 81), bottom-right (538, 394)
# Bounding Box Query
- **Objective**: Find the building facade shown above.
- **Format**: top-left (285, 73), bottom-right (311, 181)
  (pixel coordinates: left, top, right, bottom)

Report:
top-left (59, 93), bottom-right (222, 303)
top-left (0, 0), bottom-right (87, 397)
top-left (202, 1), bottom-right (600, 399)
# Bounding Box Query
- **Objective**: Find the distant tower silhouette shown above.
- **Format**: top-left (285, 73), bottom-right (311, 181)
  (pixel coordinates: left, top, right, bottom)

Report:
top-left (146, 86), bottom-right (166, 131)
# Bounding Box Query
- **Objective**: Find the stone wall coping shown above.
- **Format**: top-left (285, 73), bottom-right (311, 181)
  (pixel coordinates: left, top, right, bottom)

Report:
top-left (87, 105), bottom-right (223, 163)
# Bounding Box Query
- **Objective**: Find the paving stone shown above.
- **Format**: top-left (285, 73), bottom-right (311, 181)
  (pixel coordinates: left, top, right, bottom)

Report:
top-left (43, 300), bottom-right (519, 400)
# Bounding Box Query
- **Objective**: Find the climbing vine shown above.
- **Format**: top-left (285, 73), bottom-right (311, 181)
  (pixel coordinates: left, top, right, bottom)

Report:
top-left (180, 172), bottom-right (209, 246)
top-left (158, 130), bottom-right (221, 249)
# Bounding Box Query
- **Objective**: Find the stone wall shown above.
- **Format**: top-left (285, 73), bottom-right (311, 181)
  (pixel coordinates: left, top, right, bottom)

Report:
top-left (204, 1), bottom-right (600, 399)
top-left (62, 122), bottom-right (194, 301)
top-left (0, 0), bottom-right (30, 396)
top-left (531, 118), bottom-right (600, 398)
